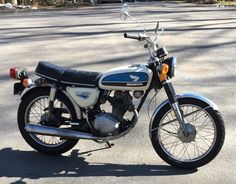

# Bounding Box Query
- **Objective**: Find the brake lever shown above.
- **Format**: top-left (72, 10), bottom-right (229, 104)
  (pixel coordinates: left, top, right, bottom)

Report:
top-left (158, 28), bottom-right (164, 37)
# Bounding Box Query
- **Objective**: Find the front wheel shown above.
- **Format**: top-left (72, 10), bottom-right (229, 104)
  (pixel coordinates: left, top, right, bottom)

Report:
top-left (151, 97), bottom-right (225, 169)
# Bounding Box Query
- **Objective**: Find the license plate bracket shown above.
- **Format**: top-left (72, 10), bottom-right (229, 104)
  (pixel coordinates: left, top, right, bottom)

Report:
top-left (14, 82), bottom-right (25, 95)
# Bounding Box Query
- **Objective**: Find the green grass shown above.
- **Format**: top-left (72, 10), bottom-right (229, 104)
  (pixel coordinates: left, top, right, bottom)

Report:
top-left (218, 0), bottom-right (236, 6)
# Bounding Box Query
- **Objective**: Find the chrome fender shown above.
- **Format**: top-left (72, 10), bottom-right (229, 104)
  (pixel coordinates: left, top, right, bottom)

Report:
top-left (149, 92), bottom-right (219, 139)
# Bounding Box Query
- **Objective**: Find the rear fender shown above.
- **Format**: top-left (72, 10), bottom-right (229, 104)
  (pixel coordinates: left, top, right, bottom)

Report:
top-left (20, 86), bottom-right (82, 119)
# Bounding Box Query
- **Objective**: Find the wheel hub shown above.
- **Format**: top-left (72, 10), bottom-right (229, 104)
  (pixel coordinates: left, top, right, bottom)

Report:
top-left (40, 112), bottom-right (60, 127)
top-left (177, 123), bottom-right (197, 143)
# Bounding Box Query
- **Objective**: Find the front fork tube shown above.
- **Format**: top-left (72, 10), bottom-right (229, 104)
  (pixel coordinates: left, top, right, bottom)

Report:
top-left (163, 80), bottom-right (187, 132)
top-left (47, 85), bottom-right (57, 121)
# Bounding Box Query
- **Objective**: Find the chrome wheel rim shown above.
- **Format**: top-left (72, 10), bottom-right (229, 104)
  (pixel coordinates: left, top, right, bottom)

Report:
top-left (158, 104), bottom-right (217, 162)
top-left (25, 96), bottom-right (71, 147)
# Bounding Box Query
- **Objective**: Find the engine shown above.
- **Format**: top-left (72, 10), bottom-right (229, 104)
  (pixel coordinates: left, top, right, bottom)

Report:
top-left (93, 91), bottom-right (134, 136)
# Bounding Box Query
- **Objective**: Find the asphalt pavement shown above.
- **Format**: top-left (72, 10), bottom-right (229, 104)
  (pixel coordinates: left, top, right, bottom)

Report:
top-left (0, 2), bottom-right (236, 184)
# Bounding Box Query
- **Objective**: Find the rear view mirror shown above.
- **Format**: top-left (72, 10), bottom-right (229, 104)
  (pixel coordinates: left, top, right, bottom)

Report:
top-left (120, 3), bottom-right (130, 21)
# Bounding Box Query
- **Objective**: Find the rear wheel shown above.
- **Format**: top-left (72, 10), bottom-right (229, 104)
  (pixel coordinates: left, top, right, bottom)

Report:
top-left (18, 88), bottom-right (79, 155)
top-left (151, 98), bottom-right (225, 169)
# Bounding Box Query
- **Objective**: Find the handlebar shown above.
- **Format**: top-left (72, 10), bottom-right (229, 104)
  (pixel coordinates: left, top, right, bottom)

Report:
top-left (124, 32), bottom-right (141, 41)
top-left (124, 32), bottom-right (149, 41)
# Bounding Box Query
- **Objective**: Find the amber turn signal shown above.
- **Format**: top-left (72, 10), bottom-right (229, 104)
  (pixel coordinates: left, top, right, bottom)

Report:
top-left (22, 79), bottom-right (33, 88)
top-left (161, 64), bottom-right (169, 74)
top-left (159, 64), bottom-right (169, 81)
top-left (159, 73), bottom-right (167, 81)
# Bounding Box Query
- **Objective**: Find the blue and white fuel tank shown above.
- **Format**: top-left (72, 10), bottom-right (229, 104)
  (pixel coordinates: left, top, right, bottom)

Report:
top-left (99, 64), bottom-right (153, 91)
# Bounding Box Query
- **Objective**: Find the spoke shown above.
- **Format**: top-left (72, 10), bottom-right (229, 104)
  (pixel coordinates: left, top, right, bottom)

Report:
top-left (158, 118), bottom-right (178, 128)
top-left (184, 106), bottom-right (189, 115)
top-left (185, 143), bottom-right (191, 159)
top-left (193, 142), bottom-right (200, 158)
top-left (187, 108), bottom-right (201, 124)
top-left (31, 105), bottom-right (43, 116)
top-left (196, 133), bottom-right (214, 147)
top-left (171, 138), bottom-right (182, 155)
top-left (189, 141), bottom-right (196, 158)
top-left (160, 132), bottom-right (173, 142)
top-left (38, 99), bottom-right (43, 112)
top-left (158, 104), bottom-right (214, 161)
top-left (43, 98), bottom-right (46, 110)
top-left (33, 101), bottom-right (44, 112)
top-left (176, 143), bottom-right (186, 158)
top-left (164, 139), bottom-right (179, 146)
top-left (160, 128), bottom-right (178, 137)
top-left (159, 109), bottom-right (203, 128)
top-left (49, 137), bottom-right (53, 144)
top-left (194, 140), bottom-right (208, 153)
top-left (197, 119), bottom-right (213, 132)
top-left (198, 137), bottom-right (211, 148)
top-left (185, 107), bottom-right (201, 122)
top-left (195, 126), bottom-right (214, 131)
top-left (27, 96), bottom-right (69, 146)
top-left (193, 107), bottom-right (198, 126)
top-left (54, 100), bottom-right (60, 107)
top-left (169, 112), bottom-right (179, 131)
top-left (52, 137), bottom-right (56, 144)
top-left (29, 111), bottom-right (41, 121)
top-left (166, 114), bottom-right (176, 131)
top-left (188, 111), bottom-right (208, 125)
top-left (29, 112), bottom-right (40, 119)
top-left (197, 132), bottom-right (215, 139)
top-left (165, 138), bottom-right (183, 152)
top-left (180, 143), bottom-right (189, 159)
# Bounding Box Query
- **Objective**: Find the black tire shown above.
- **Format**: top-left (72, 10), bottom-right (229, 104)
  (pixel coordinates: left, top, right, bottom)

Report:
top-left (151, 97), bottom-right (225, 169)
top-left (18, 88), bottom-right (79, 155)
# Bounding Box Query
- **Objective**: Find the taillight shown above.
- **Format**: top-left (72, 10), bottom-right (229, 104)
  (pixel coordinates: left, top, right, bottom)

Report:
top-left (9, 67), bottom-right (18, 79)
top-left (9, 67), bottom-right (28, 80)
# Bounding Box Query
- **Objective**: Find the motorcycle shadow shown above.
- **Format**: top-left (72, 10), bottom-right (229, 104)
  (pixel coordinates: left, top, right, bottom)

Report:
top-left (0, 147), bottom-right (197, 181)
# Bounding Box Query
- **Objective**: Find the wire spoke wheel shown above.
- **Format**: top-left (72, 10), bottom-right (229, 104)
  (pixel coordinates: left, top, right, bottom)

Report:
top-left (158, 104), bottom-right (216, 162)
top-left (151, 98), bottom-right (225, 168)
top-left (25, 96), bottom-right (71, 147)
top-left (18, 88), bottom-right (78, 154)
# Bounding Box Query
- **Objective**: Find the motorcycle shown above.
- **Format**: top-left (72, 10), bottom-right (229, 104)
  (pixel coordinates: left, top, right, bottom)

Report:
top-left (9, 3), bottom-right (225, 169)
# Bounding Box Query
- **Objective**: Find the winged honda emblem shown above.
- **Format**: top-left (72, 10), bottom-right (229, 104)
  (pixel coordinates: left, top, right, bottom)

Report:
top-left (130, 75), bottom-right (140, 82)
top-left (76, 91), bottom-right (91, 99)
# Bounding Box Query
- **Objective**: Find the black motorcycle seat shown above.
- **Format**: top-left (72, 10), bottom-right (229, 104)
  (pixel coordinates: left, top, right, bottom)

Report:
top-left (35, 61), bottom-right (102, 87)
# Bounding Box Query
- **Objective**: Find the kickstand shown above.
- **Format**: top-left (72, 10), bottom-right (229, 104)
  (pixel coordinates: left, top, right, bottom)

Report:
top-left (106, 141), bottom-right (114, 148)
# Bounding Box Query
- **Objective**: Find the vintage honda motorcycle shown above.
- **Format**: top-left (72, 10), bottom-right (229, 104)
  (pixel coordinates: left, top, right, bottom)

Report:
top-left (10, 4), bottom-right (225, 169)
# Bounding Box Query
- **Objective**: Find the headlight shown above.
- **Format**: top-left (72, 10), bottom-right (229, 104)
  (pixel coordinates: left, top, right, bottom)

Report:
top-left (163, 57), bottom-right (177, 78)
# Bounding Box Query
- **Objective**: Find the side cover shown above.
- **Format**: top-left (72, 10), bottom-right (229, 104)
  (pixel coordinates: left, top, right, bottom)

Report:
top-left (66, 87), bottom-right (100, 108)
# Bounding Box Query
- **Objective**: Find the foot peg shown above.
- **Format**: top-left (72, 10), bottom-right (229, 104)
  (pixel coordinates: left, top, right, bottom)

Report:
top-left (106, 141), bottom-right (114, 148)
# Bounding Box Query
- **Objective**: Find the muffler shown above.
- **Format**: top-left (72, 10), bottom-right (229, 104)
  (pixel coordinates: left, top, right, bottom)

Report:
top-left (25, 124), bottom-right (102, 140)
top-left (25, 109), bottom-right (138, 141)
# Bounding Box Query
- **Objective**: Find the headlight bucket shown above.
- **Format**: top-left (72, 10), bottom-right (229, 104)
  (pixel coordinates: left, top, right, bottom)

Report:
top-left (162, 57), bottom-right (177, 78)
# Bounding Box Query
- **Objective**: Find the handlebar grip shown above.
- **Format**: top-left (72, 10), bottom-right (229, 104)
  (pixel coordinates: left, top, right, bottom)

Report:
top-left (124, 32), bottom-right (141, 41)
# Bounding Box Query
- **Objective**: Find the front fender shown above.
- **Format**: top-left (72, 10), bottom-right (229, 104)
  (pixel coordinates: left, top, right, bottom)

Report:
top-left (149, 92), bottom-right (219, 138)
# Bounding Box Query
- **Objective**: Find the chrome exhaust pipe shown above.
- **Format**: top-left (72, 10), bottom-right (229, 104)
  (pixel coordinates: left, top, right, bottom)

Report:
top-left (25, 109), bottom-right (138, 141)
top-left (25, 124), bottom-right (101, 140)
